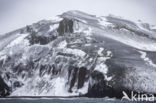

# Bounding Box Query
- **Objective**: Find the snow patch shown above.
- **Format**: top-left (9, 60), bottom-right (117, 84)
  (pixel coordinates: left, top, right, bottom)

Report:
top-left (94, 63), bottom-right (108, 74)
top-left (139, 51), bottom-right (156, 67)
top-left (11, 76), bottom-right (78, 96)
top-left (49, 23), bottom-right (59, 31)
top-left (83, 27), bottom-right (92, 36)
top-left (6, 33), bottom-right (29, 48)
top-left (48, 77), bottom-right (70, 96)
top-left (57, 40), bottom-right (67, 49)
top-left (94, 50), bottom-right (113, 81)
top-left (0, 55), bottom-right (7, 66)
top-left (63, 48), bottom-right (86, 58)
top-left (0, 55), bottom-right (7, 61)
top-left (97, 47), bottom-right (104, 56)
top-left (98, 17), bottom-right (112, 26)
top-left (77, 18), bottom-right (87, 24)
top-left (104, 76), bottom-right (112, 81)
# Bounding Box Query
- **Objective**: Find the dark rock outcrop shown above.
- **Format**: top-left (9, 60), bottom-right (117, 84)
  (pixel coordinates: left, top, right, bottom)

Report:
top-left (57, 18), bottom-right (74, 35)
top-left (0, 76), bottom-right (10, 97)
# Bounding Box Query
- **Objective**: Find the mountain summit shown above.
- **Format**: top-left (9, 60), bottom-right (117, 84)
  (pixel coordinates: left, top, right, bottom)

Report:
top-left (0, 10), bottom-right (156, 98)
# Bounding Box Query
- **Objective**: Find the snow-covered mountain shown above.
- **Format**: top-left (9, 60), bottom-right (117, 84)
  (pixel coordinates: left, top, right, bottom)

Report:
top-left (0, 10), bottom-right (156, 98)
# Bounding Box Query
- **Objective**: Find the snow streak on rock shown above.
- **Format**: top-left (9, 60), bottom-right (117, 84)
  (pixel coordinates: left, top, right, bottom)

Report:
top-left (139, 51), bottom-right (156, 67)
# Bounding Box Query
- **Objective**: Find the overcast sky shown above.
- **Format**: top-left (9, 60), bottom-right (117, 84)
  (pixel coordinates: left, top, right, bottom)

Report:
top-left (0, 0), bottom-right (156, 34)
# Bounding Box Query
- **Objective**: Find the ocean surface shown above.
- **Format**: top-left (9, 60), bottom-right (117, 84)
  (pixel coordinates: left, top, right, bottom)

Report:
top-left (0, 97), bottom-right (155, 103)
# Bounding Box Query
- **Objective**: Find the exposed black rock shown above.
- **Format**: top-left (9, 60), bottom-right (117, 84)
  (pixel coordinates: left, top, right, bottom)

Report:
top-left (57, 18), bottom-right (74, 35)
top-left (0, 76), bottom-right (10, 97)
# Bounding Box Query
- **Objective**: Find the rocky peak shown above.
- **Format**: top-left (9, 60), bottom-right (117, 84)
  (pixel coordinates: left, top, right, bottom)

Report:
top-left (0, 10), bottom-right (156, 98)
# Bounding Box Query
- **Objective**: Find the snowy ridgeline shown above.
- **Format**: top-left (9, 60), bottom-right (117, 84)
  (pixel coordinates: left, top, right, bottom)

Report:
top-left (0, 10), bottom-right (156, 97)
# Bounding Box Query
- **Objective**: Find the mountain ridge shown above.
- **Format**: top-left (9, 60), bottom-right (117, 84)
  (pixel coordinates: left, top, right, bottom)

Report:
top-left (0, 10), bottom-right (156, 98)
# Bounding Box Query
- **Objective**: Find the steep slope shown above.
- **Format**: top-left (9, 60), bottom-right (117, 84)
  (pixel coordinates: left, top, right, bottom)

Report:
top-left (0, 10), bottom-right (156, 98)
